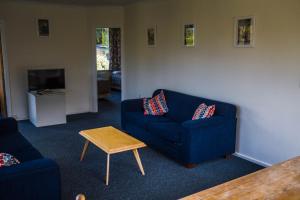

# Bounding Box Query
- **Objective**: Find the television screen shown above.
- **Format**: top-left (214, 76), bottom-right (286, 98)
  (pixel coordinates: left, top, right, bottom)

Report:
top-left (28, 69), bottom-right (65, 91)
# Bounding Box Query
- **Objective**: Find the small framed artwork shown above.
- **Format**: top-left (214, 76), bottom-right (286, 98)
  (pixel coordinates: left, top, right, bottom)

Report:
top-left (37, 19), bottom-right (50, 37)
top-left (234, 16), bottom-right (255, 47)
top-left (184, 24), bottom-right (195, 47)
top-left (147, 26), bottom-right (156, 47)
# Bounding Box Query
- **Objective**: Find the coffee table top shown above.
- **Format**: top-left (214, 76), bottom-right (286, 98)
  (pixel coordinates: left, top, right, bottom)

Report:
top-left (79, 126), bottom-right (146, 154)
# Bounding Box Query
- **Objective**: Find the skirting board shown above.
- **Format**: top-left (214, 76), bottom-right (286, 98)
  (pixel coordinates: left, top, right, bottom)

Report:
top-left (234, 152), bottom-right (272, 167)
top-left (14, 110), bottom-right (91, 121)
top-left (13, 115), bottom-right (28, 121)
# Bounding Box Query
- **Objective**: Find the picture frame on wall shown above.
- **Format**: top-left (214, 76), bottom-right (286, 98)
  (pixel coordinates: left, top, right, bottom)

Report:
top-left (234, 16), bottom-right (255, 47)
top-left (37, 19), bottom-right (50, 38)
top-left (184, 24), bottom-right (195, 47)
top-left (147, 26), bottom-right (156, 47)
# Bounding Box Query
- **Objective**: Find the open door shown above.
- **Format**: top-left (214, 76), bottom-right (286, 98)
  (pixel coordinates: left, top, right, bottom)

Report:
top-left (95, 28), bottom-right (121, 112)
top-left (0, 34), bottom-right (7, 118)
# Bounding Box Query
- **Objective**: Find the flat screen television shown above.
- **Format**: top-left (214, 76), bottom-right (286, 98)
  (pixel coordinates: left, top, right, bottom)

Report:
top-left (28, 69), bottom-right (65, 91)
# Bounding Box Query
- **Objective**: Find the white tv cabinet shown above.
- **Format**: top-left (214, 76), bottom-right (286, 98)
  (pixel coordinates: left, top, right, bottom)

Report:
top-left (28, 91), bottom-right (66, 127)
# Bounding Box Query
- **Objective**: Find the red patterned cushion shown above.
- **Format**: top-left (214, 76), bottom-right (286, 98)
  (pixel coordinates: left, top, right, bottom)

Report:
top-left (143, 90), bottom-right (169, 115)
top-left (192, 103), bottom-right (215, 120)
top-left (0, 153), bottom-right (20, 167)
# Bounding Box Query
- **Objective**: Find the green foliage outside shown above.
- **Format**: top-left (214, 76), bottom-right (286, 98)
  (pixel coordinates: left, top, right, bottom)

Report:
top-left (96, 28), bottom-right (109, 47)
top-left (96, 28), bottom-right (110, 70)
top-left (184, 25), bottom-right (195, 46)
top-left (185, 30), bottom-right (194, 46)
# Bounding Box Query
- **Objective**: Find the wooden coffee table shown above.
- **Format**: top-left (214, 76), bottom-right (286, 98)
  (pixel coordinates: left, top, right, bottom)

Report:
top-left (182, 156), bottom-right (300, 200)
top-left (79, 126), bottom-right (146, 185)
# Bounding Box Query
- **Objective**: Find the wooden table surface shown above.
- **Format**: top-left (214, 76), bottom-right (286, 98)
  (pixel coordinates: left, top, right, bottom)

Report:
top-left (79, 126), bottom-right (146, 154)
top-left (79, 126), bottom-right (146, 185)
top-left (182, 156), bottom-right (300, 200)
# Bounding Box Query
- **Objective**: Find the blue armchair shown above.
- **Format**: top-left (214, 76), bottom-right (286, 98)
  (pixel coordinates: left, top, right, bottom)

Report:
top-left (0, 118), bottom-right (61, 200)
top-left (121, 89), bottom-right (237, 167)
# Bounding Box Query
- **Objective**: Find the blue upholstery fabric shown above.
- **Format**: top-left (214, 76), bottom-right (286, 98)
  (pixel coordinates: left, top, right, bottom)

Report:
top-left (0, 118), bottom-right (18, 134)
top-left (153, 89), bottom-right (236, 121)
top-left (122, 89), bottom-right (237, 165)
top-left (0, 132), bottom-right (43, 162)
top-left (125, 123), bottom-right (181, 161)
top-left (121, 98), bottom-right (143, 129)
top-left (125, 112), bottom-right (171, 129)
top-left (0, 118), bottom-right (61, 200)
top-left (147, 122), bottom-right (183, 143)
top-left (182, 116), bottom-right (225, 129)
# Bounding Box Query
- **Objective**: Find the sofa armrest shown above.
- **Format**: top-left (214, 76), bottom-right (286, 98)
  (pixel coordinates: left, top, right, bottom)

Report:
top-left (182, 116), bottom-right (225, 129)
top-left (0, 159), bottom-right (61, 200)
top-left (121, 98), bottom-right (143, 113)
top-left (181, 117), bottom-right (237, 164)
top-left (0, 117), bottom-right (18, 134)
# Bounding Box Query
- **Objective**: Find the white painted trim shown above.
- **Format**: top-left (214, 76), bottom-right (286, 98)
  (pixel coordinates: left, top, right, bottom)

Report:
top-left (15, 116), bottom-right (28, 121)
top-left (234, 152), bottom-right (272, 167)
top-left (120, 27), bottom-right (125, 100)
top-left (0, 20), bottom-right (13, 117)
top-left (90, 26), bottom-right (98, 113)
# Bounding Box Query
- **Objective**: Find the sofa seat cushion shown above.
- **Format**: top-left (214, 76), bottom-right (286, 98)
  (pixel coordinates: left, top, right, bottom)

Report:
top-left (125, 112), bottom-right (172, 129)
top-left (0, 133), bottom-right (43, 162)
top-left (147, 122), bottom-right (184, 143)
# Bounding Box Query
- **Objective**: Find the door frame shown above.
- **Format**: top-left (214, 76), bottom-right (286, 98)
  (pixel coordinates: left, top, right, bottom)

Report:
top-left (0, 20), bottom-right (12, 117)
top-left (90, 25), bottom-right (124, 113)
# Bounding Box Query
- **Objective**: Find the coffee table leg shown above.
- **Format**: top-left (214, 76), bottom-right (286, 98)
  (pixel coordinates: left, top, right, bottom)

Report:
top-left (80, 140), bottom-right (89, 161)
top-left (133, 149), bottom-right (145, 175)
top-left (106, 154), bottom-right (110, 185)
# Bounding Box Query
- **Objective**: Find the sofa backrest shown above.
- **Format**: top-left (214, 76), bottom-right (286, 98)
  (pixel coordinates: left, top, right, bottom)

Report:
top-left (153, 89), bottom-right (236, 123)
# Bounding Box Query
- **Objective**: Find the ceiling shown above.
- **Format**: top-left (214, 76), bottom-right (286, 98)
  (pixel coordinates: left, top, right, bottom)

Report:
top-left (4, 0), bottom-right (154, 6)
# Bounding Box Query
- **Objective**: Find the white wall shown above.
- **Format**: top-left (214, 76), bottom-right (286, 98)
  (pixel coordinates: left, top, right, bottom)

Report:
top-left (0, 2), bottom-right (123, 119)
top-left (123, 0), bottom-right (300, 165)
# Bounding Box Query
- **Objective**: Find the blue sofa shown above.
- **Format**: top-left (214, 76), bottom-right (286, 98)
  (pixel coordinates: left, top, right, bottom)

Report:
top-left (0, 118), bottom-right (61, 200)
top-left (121, 89), bottom-right (237, 167)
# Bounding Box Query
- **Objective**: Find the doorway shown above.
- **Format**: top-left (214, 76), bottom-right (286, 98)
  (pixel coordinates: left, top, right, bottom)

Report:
top-left (95, 27), bottom-right (121, 112)
top-left (0, 34), bottom-right (7, 118)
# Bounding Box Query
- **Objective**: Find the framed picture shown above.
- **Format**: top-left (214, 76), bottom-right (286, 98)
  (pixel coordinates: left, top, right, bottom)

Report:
top-left (37, 19), bottom-right (50, 37)
top-left (184, 24), bottom-right (195, 47)
top-left (234, 16), bottom-right (255, 47)
top-left (147, 26), bottom-right (156, 47)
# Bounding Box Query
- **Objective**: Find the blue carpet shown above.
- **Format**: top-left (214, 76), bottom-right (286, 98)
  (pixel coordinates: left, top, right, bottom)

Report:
top-left (19, 91), bottom-right (263, 200)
